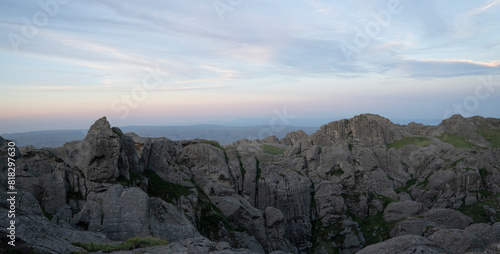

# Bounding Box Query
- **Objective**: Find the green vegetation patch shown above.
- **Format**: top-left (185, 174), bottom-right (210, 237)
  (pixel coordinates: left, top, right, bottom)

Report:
top-left (478, 168), bottom-right (490, 185)
top-left (313, 241), bottom-right (339, 254)
top-left (143, 170), bottom-right (192, 203)
top-left (437, 133), bottom-right (477, 148)
top-left (331, 168), bottom-right (344, 177)
top-left (417, 179), bottom-right (429, 188)
top-left (458, 194), bottom-right (500, 223)
top-left (449, 157), bottom-right (466, 168)
top-left (237, 154), bottom-right (246, 176)
top-left (479, 130), bottom-right (500, 148)
top-left (386, 137), bottom-right (432, 150)
top-left (312, 221), bottom-right (344, 253)
top-left (73, 237), bottom-right (168, 253)
top-left (401, 161), bottom-right (410, 169)
top-left (111, 127), bottom-right (124, 137)
top-left (67, 188), bottom-right (84, 203)
top-left (371, 193), bottom-right (395, 207)
top-left (356, 212), bottom-right (397, 246)
top-left (194, 184), bottom-right (235, 241)
top-left (395, 178), bottom-right (417, 194)
top-left (470, 189), bottom-right (494, 198)
top-left (114, 175), bottom-right (132, 186)
top-left (260, 145), bottom-right (287, 155)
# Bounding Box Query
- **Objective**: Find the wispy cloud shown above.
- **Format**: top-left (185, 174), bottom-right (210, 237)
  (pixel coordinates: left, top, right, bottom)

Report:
top-left (395, 58), bottom-right (500, 78)
top-left (11, 84), bottom-right (226, 92)
top-left (467, 0), bottom-right (500, 16)
top-left (1, 1), bottom-right (500, 133)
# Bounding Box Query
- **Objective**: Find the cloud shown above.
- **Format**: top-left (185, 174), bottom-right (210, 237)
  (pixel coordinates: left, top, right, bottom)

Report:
top-left (467, 0), bottom-right (500, 16)
top-left (11, 84), bottom-right (226, 92)
top-left (395, 59), bottom-right (500, 78)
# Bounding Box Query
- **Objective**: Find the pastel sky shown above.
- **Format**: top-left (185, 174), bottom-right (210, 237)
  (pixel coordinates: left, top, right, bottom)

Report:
top-left (1, 0), bottom-right (500, 133)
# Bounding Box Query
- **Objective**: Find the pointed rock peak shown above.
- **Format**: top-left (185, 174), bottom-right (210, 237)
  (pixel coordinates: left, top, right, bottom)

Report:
top-left (85, 117), bottom-right (113, 138)
top-left (89, 117), bottom-right (111, 131)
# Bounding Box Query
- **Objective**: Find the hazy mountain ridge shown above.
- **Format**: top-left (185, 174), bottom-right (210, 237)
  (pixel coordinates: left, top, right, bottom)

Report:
top-left (1, 114), bottom-right (499, 253)
top-left (1, 118), bottom-right (442, 149)
top-left (1, 125), bottom-right (321, 149)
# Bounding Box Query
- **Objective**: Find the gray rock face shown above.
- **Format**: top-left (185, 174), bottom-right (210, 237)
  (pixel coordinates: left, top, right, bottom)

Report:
top-left (421, 208), bottom-right (473, 230)
top-left (428, 228), bottom-right (484, 253)
top-left (82, 117), bottom-right (124, 182)
top-left (390, 217), bottom-right (432, 238)
top-left (72, 185), bottom-right (149, 240)
top-left (310, 114), bottom-right (403, 147)
top-left (235, 231), bottom-right (266, 253)
top-left (390, 208), bottom-right (475, 238)
top-left (72, 185), bottom-right (200, 242)
top-left (465, 223), bottom-right (500, 246)
top-left (357, 235), bottom-right (445, 254)
top-left (148, 197), bottom-right (201, 241)
top-left (383, 201), bottom-right (426, 222)
top-left (2, 114), bottom-right (500, 254)
top-left (112, 237), bottom-right (259, 254)
top-left (265, 207), bottom-right (289, 252)
top-left (0, 190), bottom-right (110, 254)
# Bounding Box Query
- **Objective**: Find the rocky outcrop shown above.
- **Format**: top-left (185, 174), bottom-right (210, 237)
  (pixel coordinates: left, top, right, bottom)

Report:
top-left (1, 114), bottom-right (499, 254)
top-left (427, 228), bottom-right (484, 253)
top-left (383, 201), bottom-right (426, 222)
top-left (112, 237), bottom-right (259, 254)
top-left (357, 235), bottom-right (444, 254)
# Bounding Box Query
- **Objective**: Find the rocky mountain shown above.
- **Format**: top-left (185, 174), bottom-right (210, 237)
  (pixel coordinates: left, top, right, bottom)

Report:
top-left (1, 114), bottom-right (500, 254)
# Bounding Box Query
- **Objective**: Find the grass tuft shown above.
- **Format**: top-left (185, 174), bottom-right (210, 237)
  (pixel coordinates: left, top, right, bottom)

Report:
top-left (260, 145), bottom-right (286, 155)
top-left (458, 194), bottom-right (500, 223)
top-left (437, 133), bottom-right (477, 148)
top-left (143, 170), bottom-right (192, 204)
top-left (479, 130), bottom-right (500, 148)
top-left (395, 178), bottom-right (417, 194)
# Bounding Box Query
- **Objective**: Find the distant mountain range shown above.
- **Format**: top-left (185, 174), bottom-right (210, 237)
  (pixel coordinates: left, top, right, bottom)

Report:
top-left (1, 118), bottom-right (442, 148)
top-left (1, 125), bottom-right (320, 148)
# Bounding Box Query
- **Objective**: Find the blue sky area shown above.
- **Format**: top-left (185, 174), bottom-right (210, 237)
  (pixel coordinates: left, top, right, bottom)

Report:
top-left (1, 0), bottom-right (500, 133)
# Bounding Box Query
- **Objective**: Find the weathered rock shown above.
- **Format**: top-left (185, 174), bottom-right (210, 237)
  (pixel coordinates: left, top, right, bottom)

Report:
top-left (113, 237), bottom-right (255, 254)
top-left (314, 181), bottom-right (345, 225)
top-left (421, 208), bottom-right (473, 230)
top-left (148, 197), bottom-right (201, 241)
top-left (209, 194), bottom-right (267, 249)
top-left (0, 190), bottom-right (111, 254)
top-left (72, 185), bottom-right (150, 240)
top-left (465, 223), bottom-right (500, 246)
top-left (310, 114), bottom-right (403, 147)
top-left (427, 228), bottom-right (485, 253)
top-left (82, 117), bottom-right (124, 182)
top-left (235, 231), bottom-right (266, 253)
top-left (265, 207), bottom-right (288, 252)
top-left (383, 200), bottom-right (426, 222)
top-left (112, 237), bottom-right (259, 254)
top-left (357, 235), bottom-right (444, 254)
top-left (390, 217), bottom-right (434, 237)
top-left (2, 114), bottom-right (500, 254)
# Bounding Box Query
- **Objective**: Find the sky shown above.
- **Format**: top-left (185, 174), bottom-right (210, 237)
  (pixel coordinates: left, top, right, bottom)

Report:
top-left (1, 0), bottom-right (500, 133)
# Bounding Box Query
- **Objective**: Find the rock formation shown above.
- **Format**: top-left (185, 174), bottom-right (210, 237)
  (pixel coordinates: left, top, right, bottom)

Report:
top-left (1, 114), bottom-right (499, 253)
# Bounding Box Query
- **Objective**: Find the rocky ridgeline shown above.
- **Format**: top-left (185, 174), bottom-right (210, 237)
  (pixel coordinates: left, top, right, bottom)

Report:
top-left (1, 114), bottom-right (500, 254)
